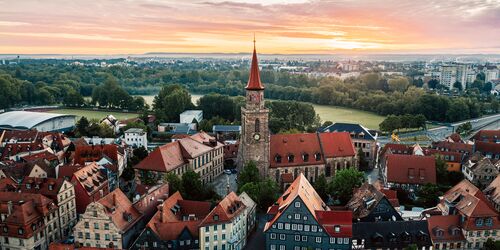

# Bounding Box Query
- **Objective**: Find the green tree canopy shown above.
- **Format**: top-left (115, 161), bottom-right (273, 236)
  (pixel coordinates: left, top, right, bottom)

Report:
top-left (153, 84), bottom-right (194, 122)
top-left (328, 168), bottom-right (365, 204)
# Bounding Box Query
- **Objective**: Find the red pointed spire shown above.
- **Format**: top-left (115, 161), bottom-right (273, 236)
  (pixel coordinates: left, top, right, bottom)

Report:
top-left (246, 36), bottom-right (265, 90)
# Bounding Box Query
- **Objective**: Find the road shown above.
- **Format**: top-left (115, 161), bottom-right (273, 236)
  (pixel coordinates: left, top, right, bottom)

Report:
top-left (378, 113), bottom-right (500, 145)
top-left (213, 172), bottom-right (238, 197)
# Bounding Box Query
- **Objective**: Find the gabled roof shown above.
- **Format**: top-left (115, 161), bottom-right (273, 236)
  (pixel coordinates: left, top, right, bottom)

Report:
top-left (74, 144), bottom-right (118, 165)
top-left (21, 151), bottom-right (58, 163)
top-left (470, 158), bottom-right (499, 174)
top-left (380, 143), bottom-right (413, 157)
top-left (19, 177), bottom-right (69, 204)
top-left (319, 132), bottom-right (356, 158)
top-left (484, 175), bottom-right (500, 207)
top-left (134, 141), bottom-right (186, 172)
top-left (270, 133), bottom-right (323, 168)
top-left (97, 188), bottom-right (141, 232)
top-left (472, 130), bottom-right (500, 142)
top-left (346, 182), bottom-right (402, 221)
top-left (321, 123), bottom-right (376, 140)
top-left (72, 162), bottom-right (108, 196)
top-left (439, 180), bottom-right (498, 220)
top-left (264, 173), bottom-right (328, 231)
top-left (475, 141), bottom-right (500, 155)
top-left (200, 192), bottom-right (245, 226)
top-left (178, 137), bottom-right (213, 158)
top-left (431, 141), bottom-right (473, 153)
top-left (427, 215), bottom-right (465, 243)
top-left (386, 154), bottom-right (436, 185)
top-left (353, 220), bottom-right (432, 248)
top-left (316, 210), bottom-right (353, 237)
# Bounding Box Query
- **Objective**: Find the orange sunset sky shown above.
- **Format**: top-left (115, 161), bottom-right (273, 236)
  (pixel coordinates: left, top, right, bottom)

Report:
top-left (1, 0), bottom-right (499, 54)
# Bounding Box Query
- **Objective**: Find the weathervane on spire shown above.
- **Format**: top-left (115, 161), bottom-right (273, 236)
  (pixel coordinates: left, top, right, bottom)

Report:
top-left (253, 33), bottom-right (256, 49)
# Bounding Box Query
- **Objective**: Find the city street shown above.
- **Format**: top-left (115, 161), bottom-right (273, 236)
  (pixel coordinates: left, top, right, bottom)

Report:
top-left (213, 171), bottom-right (238, 197)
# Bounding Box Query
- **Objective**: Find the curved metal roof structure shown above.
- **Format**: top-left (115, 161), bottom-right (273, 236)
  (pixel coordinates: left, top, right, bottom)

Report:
top-left (0, 111), bottom-right (75, 130)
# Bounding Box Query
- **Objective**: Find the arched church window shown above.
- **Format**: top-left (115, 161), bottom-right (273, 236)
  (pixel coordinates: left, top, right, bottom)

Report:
top-left (255, 119), bottom-right (260, 133)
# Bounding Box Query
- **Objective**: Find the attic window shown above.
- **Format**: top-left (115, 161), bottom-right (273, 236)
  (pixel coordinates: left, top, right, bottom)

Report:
top-left (408, 168), bottom-right (415, 179)
top-left (18, 228), bottom-right (24, 235)
top-left (3, 226), bottom-right (7, 233)
top-left (26, 184), bottom-right (31, 189)
top-left (476, 218), bottom-right (484, 227)
top-left (419, 169), bottom-right (426, 179)
top-left (315, 153), bottom-right (321, 161)
top-left (302, 153), bottom-right (309, 162)
top-left (275, 155), bottom-right (282, 163)
top-left (288, 154), bottom-right (295, 163)
top-left (213, 215), bottom-right (219, 221)
top-left (334, 225), bottom-right (340, 233)
top-left (486, 217), bottom-right (493, 226)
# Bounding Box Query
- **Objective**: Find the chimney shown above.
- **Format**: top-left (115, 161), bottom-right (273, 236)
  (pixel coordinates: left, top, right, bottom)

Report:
top-left (7, 201), bottom-right (13, 215)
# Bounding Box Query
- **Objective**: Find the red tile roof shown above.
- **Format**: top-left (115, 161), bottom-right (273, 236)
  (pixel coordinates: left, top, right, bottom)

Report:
top-left (423, 148), bottom-right (463, 163)
top-left (472, 130), bottom-right (500, 142)
top-left (134, 141), bottom-right (186, 172)
top-left (380, 143), bottom-right (413, 157)
top-left (316, 210), bottom-right (353, 237)
top-left (58, 164), bottom-right (84, 179)
top-left (200, 192), bottom-right (245, 226)
top-left (270, 133), bottom-right (323, 168)
top-left (431, 141), bottom-right (473, 153)
top-left (386, 154), bottom-right (436, 185)
top-left (319, 132), bottom-right (356, 158)
top-left (281, 173), bottom-right (294, 183)
top-left (98, 188), bottom-right (141, 232)
top-left (74, 144), bottom-right (118, 165)
top-left (427, 215), bottom-right (465, 243)
top-left (19, 177), bottom-right (68, 204)
top-left (21, 151), bottom-right (59, 163)
top-left (475, 141), bottom-right (500, 155)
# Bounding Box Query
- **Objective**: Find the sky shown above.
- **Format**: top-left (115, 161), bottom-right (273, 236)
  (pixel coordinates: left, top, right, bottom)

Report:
top-left (0, 0), bottom-right (499, 54)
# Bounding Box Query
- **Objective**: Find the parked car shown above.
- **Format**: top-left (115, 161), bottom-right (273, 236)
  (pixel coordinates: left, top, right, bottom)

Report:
top-left (230, 169), bottom-right (238, 174)
top-left (224, 169), bottom-right (232, 175)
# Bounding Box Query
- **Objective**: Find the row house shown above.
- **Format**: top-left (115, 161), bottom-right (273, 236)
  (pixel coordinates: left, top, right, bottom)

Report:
top-left (264, 174), bottom-right (353, 250)
top-left (19, 177), bottom-right (77, 238)
top-left (270, 132), bottom-right (357, 185)
top-left (472, 130), bottom-right (500, 143)
top-left (132, 191), bottom-right (212, 249)
top-left (431, 140), bottom-right (474, 156)
top-left (378, 143), bottom-right (413, 169)
top-left (73, 188), bottom-right (143, 249)
top-left (199, 192), bottom-right (249, 250)
top-left (474, 141), bottom-right (500, 160)
top-left (0, 192), bottom-right (59, 249)
top-left (352, 220), bottom-right (432, 249)
top-left (436, 180), bottom-right (500, 249)
top-left (320, 122), bottom-right (378, 169)
top-left (134, 132), bottom-right (224, 184)
top-left (423, 148), bottom-right (463, 172)
top-left (462, 157), bottom-right (499, 188)
top-left (0, 130), bottom-right (71, 162)
top-left (484, 175), bottom-right (500, 212)
top-left (0, 160), bottom-right (56, 182)
top-left (427, 215), bottom-right (466, 250)
top-left (382, 154), bottom-right (436, 192)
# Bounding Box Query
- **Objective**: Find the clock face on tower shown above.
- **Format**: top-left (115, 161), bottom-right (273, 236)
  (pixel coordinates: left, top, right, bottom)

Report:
top-left (253, 133), bottom-right (261, 141)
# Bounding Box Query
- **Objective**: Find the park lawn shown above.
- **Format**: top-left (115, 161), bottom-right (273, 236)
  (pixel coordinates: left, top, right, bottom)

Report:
top-left (46, 109), bottom-right (139, 120)
top-left (312, 104), bottom-right (385, 129)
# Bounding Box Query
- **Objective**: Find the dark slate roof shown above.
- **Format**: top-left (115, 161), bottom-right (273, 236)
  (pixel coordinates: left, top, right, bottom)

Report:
top-left (212, 125), bottom-right (241, 133)
top-left (320, 122), bottom-right (376, 140)
top-left (352, 220), bottom-right (432, 249)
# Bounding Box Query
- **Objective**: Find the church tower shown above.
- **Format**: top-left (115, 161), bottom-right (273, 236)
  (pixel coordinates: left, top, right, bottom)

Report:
top-left (240, 38), bottom-right (270, 177)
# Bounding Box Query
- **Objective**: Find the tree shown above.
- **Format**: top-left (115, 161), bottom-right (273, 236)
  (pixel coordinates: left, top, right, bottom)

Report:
top-left (484, 238), bottom-right (500, 250)
top-left (75, 117), bottom-right (90, 137)
top-left (181, 170), bottom-right (204, 200)
top-left (63, 90), bottom-right (85, 107)
top-left (358, 148), bottom-right (369, 170)
top-left (427, 79), bottom-right (439, 89)
top-left (456, 122), bottom-right (472, 135)
top-left (328, 168), bottom-right (365, 204)
top-left (240, 178), bottom-right (279, 210)
top-left (313, 174), bottom-right (329, 201)
top-left (453, 81), bottom-right (463, 91)
top-left (164, 172), bottom-right (182, 194)
top-left (388, 77), bottom-right (410, 92)
top-left (417, 183), bottom-right (441, 207)
top-left (197, 93), bottom-right (239, 121)
top-left (153, 84), bottom-right (193, 122)
top-left (238, 161), bottom-right (261, 190)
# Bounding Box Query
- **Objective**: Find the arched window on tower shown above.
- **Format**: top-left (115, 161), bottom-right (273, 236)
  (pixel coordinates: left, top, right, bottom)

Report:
top-left (255, 119), bottom-right (260, 133)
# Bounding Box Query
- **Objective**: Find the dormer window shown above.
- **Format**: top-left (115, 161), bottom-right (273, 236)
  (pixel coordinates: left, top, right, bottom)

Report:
top-left (26, 184), bottom-right (31, 189)
top-left (486, 217), bottom-right (493, 226)
top-left (302, 153), bottom-right (309, 162)
top-left (476, 218), bottom-right (484, 227)
top-left (334, 225), bottom-right (340, 233)
top-left (213, 215), bottom-right (219, 221)
top-left (275, 155), bottom-right (282, 163)
top-left (288, 154), bottom-right (294, 163)
top-left (18, 228), bottom-right (24, 235)
top-left (315, 153), bottom-right (321, 161)
top-left (408, 168), bottom-right (415, 179)
top-left (3, 226), bottom-right (7, 233)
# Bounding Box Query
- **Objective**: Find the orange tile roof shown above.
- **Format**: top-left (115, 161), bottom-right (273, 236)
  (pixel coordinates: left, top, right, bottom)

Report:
top-left (97, 188), bottom-right (141, 232)
top-left (200, 192), bottom-right (245, 226)
top-left (472, 130), bottom-right (500, 142)
top-left (134, 141), bottom-right (186, 172)
top-left (147, 191), bottom-right (211, 240)
top-left (73, 162), bottom-right (108, 196)
top-left (74, 144), bottom-right (118, 165)
top-left (19, 177), bottom-right (67, 204)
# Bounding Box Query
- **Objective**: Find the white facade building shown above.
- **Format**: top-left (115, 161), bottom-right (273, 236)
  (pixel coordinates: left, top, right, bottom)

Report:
top-left (486, 69), bottom-right (499, 83)
top-left (124, 128), bottom-right (147, 148)
top-left (441, 65), bottom-right (457, 90)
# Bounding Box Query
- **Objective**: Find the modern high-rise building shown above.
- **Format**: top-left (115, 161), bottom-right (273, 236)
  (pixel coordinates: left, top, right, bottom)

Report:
top-left (440, 65), bottom-right (457, 90)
